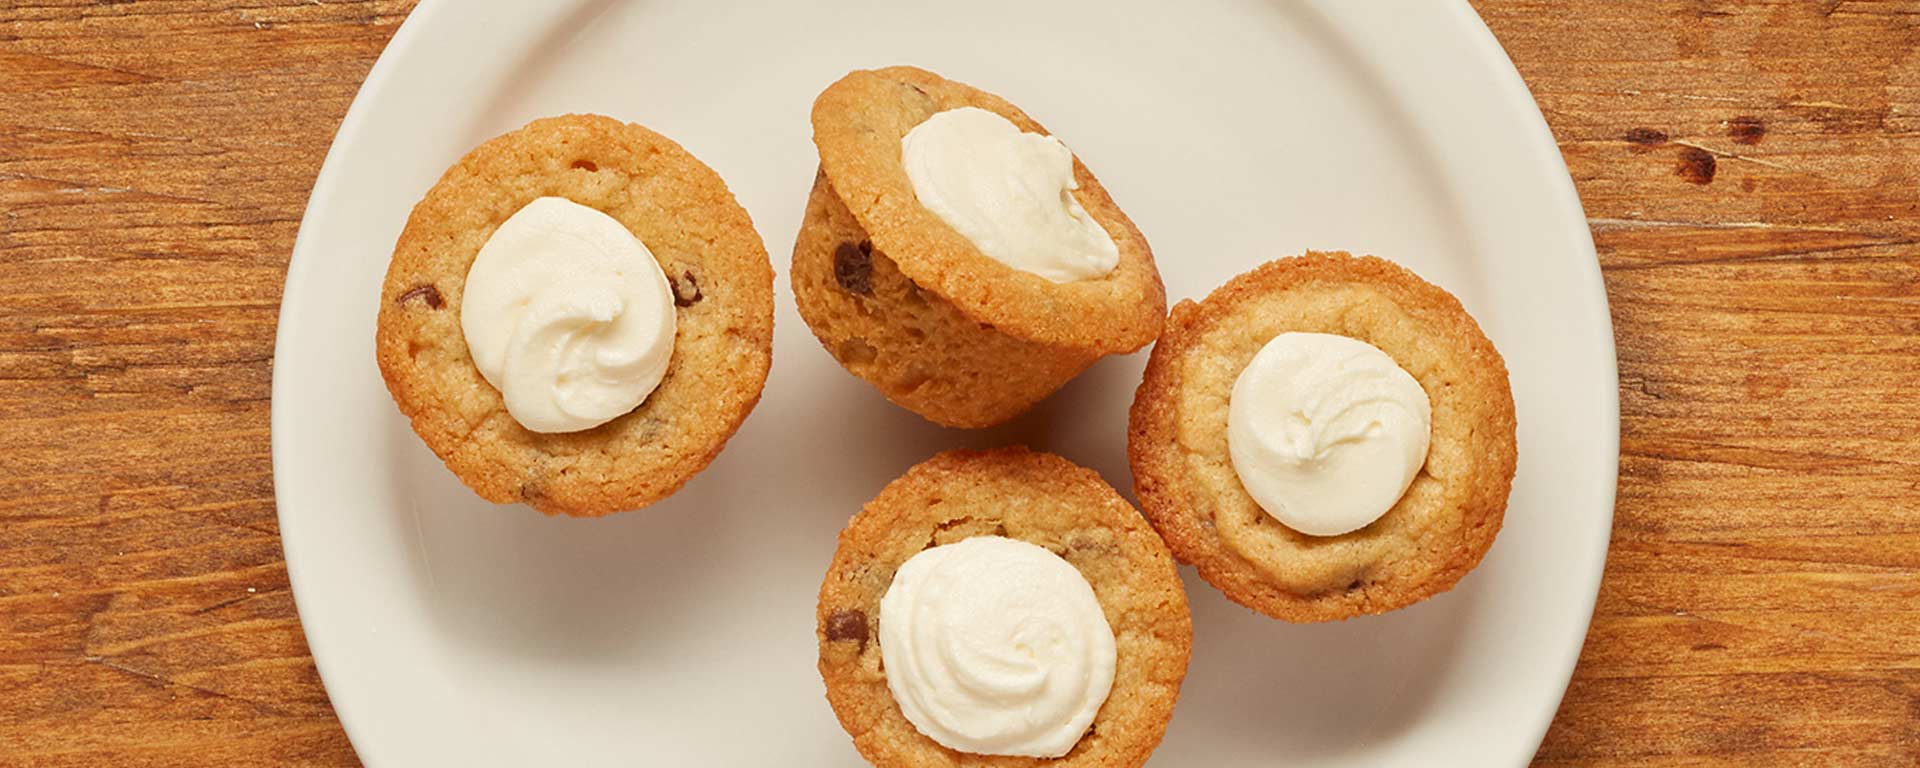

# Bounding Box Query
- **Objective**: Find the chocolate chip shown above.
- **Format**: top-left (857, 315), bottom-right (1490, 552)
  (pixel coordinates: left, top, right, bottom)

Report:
top-left (825, 610), bottom-right (868, 647)
top-left (834, 241), bottom-right (873, 296)
top-left (571, 159), bottom-right (599, 172)
top-left (1346, 579), bottom-right (1366, 592)
top-left (1727, 115), bottom-right (1766, 145)
top-left (1623, 127), bottom-right (1669, 146)
top-left (671, 271), bottom-right (702, 307)
top-left (397, 283), bottom-right (444, 309)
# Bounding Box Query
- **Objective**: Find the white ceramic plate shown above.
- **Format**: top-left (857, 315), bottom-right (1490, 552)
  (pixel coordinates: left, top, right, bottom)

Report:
top-left (273, 0), bottom-right (1617, 764)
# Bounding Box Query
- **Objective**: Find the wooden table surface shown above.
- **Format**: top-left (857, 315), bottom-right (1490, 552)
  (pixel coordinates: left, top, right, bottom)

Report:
top-left (3, 1), bottom-right (1916, 765)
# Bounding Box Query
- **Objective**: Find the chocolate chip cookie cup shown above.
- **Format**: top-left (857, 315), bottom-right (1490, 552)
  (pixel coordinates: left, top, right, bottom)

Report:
top-left (1128, 252), bottom-right (1517, 622)
top-left (792, 66), bottom-right (1166, 429)
top-left (817, 448), bottom-right (1190, 767)
top-left (375, 114), bottom-right (774, 517)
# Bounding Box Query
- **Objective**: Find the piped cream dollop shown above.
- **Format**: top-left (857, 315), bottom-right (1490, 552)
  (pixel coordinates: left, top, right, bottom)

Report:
top-left (460, 197), bottom-right (676, 434)
top-left (900, 107), bottom-right (1119, 283)
top-left (1227, 332), bottom-right (1432, 537)
top-left (878, 536), bottom-right (1116, 758)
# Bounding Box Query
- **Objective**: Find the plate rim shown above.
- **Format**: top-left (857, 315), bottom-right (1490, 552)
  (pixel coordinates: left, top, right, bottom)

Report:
top-left (1430, 0), bottom-right (1620, 756)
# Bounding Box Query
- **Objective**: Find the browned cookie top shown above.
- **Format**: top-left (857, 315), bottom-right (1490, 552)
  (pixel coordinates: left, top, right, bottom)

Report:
top-left (811, 66), bottom-right (1165, 353)
top-left (375, 114), bottom-right (773, 517)
top-left (1129, 252), bottom-right (1516, 622)
top-left (817, 448), bottom-right (1191, 768)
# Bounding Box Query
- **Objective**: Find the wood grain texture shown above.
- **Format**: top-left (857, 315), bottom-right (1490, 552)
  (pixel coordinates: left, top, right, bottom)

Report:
top-left (0, 1), bottom-right (1914, 765)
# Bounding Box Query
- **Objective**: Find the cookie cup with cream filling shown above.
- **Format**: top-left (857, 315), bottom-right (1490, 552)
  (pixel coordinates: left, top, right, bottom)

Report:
top-left (817, 448), bottom-right (1190, 767)
top-left (1128, 252), bottom-right (1516, 622)
top-left (793, 66), bottom-right (1165, 428)
top-left (375, 114), bottom-right (773, 517)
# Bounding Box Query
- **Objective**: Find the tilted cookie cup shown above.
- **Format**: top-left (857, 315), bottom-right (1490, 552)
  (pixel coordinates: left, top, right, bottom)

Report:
top-left (375, 114), bottom-right (774, 517)
top-left (792, 66), bottom-right (1165, 428)
top-left (1128, 252), bottom-right (1517, 622)
top-left (817, 448), bottom-right (1191, 768)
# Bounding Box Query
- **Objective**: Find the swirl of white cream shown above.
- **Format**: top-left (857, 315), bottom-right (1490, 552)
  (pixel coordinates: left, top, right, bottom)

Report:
top-left (901, 107), bottom-right (1120, 283)
top-left (1228, 332), bottom-right (1432, 536)
top-left (460, 197), bottom-right (676, 434)
top-left (878, 536), bottom-right (1116, 757)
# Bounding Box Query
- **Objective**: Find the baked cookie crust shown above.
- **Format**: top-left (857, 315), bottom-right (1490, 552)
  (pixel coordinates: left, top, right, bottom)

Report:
top-left (793, 66), bottom-right (1165, 428)
top-left (817, 448), bottom-right (1191, 768)
top-left (375, 114), bottom-right (774, 517)
top-left (1128, 252), bottom-right (1516, 622)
